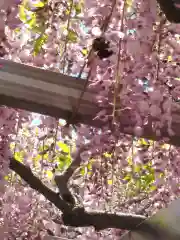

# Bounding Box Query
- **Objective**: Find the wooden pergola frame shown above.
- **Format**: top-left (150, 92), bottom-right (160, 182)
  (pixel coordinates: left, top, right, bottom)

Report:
top-left (1, 58), bottom-right (180, 146)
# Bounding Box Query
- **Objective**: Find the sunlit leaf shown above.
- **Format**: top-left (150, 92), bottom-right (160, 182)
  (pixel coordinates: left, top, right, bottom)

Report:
top-left (107, 179), bottom-right (113, 185)
top-left (82, 48), bottom-right (88, 56)
top-left (33, 34), bottom-right (48, 55)
top-left (136, 179), bottom-right (141, 189)
top-left (80, 167), bottom-right (86, 176)
top-left (126, 0), bottom-right (132, 6)
top-left (123, 175), bottom-right (131, 181)
top-left (167, 55), bottom-right (172, 62)
top-left (4, 175), bottom-right (9, 181)
top-left (26, 15), bottom-right (37, 29)
top-left (127, 157), bottom-right (133, 165)
top-left (19, 4), bottom-right (27, 22)
top-left (74, 2), bottom-right (82, 15)
top-left (33, 1), bottom-right (45, 8)
top-left (14, 151), bottom-right (24, 163)
top-left (56, 154), bottom-right (71, 171)
top-left (149, 185), bottom-right (157, 192)
top-left (46, 170), bottom-right (53, 180)
top-left (67, 30), bottom-right (78, 43)
top-left (134, 164), bottom-right (141, 173)
top-left (87, 162), bottom-right (92, 170)
top-left (10, 142), bottom-right (15, 151)
top-left (138, 138), bottom-right (150, 146)
top-left (35, 127), bottom-right (39, 136)
top-left (33, 154), bottom-right (41, 163)
top-left (57, 142), bottom-right (70, 153)
top-left (103, 152), bottom-right (112, 158)
top-left (14, 28), bottom-right (21, 33)
top-left (65, 9), bottom-right (70, 15)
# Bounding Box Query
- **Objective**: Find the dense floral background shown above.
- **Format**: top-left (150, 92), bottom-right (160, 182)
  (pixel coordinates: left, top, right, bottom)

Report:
top-left (0, 0), bottom-right (180, 239)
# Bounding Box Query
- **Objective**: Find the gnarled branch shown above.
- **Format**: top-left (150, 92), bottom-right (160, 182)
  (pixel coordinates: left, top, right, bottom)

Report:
top-left (9, 157), bottom-right (71, 213)
top-left (54, 144), bottom-right (89, 205)
top-left (9, 157), bottom-right (147, 231)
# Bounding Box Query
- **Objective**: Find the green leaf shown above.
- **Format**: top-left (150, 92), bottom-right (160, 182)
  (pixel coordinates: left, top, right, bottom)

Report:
top-left (87, 162), bottom-right (92, 170)
top-left (107, 179), bottom-right (113, 185)
top-left (87, 171), bottom-right (92, 175)
top-left (127, 157), bottom-right (132, 165)
top-left (149, 185), bottom-right (157, 192)
top-left (82, 48), bottom-right (88, 56)
top-left (136, 179), bottom-right (141, 189)
top-left (33, 1), bottom-right (45, 8)
top-left (138, 138), bottom-right (150, 146)
top-left (67, 30), bottom-right (78, 43)
top-left (74, 2), bottom-right (82, 15)
top-left (26, 15), bottom-right (36, 29)
top-left (134, 164), bottom-right (141, 173)
top-left (46, 170), bottom-right (53, 179)
top-left (123, 175), bottom-right (131, 181)
top-left (4, 175), bottom-right (10, 181)
top-left (103, 152), bottom-right (112, 158)
top-left (19, 4), bottom-right (27, 22)
top-left (33, 154), bottom-right (41, 163)
top-left (57, 142), bottom-right (70, 153)
top-left (14, 28), bottom-right (21, 33)
top-left (80, 167), bottom-right (86, 176)
top-left (33, 34), bottom-right (48, 55)
top-left (14, 151), bottom-right (24, 163)
top-left (56, 154), bottom-right (71, 171)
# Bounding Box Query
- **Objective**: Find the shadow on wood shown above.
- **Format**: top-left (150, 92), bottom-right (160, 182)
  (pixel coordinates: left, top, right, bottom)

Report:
top-left (120, 198), bottom-right (180, 240)
top-left (1, 58), bottom-right (180, 146)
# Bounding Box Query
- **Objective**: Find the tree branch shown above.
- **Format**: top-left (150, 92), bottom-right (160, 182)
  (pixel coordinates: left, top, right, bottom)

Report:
top-left (9, 157), bottom-right (71, 213)
top-left (156, 0), bottom-right (180, 23)
top-left (62, 207), bottom-right (146, 231)
top-left (54, 144), bottom-right (89, 205)
top-left (62, 144), bottom-right (89, 181)
top-left (9, 157), bottom-right (147, 231)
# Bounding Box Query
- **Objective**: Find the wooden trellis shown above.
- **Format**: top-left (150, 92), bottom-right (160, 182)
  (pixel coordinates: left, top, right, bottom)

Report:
top-left (0, 58), bottom-right (180, 146)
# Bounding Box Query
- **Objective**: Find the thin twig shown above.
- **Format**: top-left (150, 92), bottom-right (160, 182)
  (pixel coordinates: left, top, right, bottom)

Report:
top-left (67, 0), bottom-right (117, 125)
top-left (62, 0), bottom-right (74, 74)
top-left (113, 0), bottom-right (126, 120)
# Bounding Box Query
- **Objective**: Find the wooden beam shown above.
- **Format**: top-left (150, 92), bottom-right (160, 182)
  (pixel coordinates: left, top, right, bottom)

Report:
top-left (0, 58), bottom-right (180, 146)
top-left (120, 198), bottom-right (180, 240)
top-left (0, 58), bottom-right (101, 126)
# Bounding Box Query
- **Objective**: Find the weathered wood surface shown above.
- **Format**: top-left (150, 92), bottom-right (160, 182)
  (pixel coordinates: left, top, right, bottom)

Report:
top-left (0, 58), bottom-right (101, 126)
top-left (120, 198), bottom-right (180, 240)
top-left (0, 58), bottom-right (180, 146)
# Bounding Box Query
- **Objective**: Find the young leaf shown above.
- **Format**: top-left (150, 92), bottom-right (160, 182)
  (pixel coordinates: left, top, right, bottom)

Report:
top-left (14, 151), bottom-right (24, 163)
top-left (33, 34), bottom-right (47, 56)
top-left (46, 170), bottom-right (53, 180)
top-left (19, 5), bottom-right (27, 22)
top-left (33, 1), bottom-right (45, 8)
top-left (107, 179), bottom-right (113, 185)
top-left (26, 15), bottom-right (36, 29)
top-left (57, 142), bottom-right (70, 153)
top-left (67, 30), bottom-right (78, 43)
top-left (82, 48), bottom-right (88, 56)
top-left (74, 3), bottom-right (82, 15)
